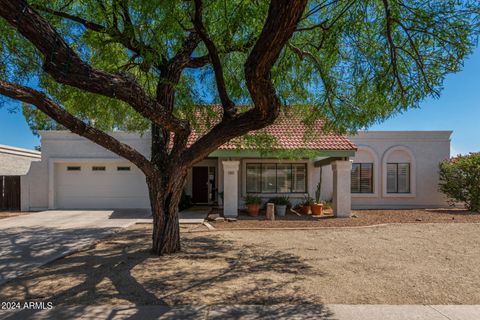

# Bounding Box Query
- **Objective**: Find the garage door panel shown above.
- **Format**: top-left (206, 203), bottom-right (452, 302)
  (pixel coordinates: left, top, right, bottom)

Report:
top-left (55, 163), bottom-right (150, 209)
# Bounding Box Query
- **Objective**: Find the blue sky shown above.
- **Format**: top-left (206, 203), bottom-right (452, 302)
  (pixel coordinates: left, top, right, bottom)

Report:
top-left (0, 47), bottom-right (479, 155)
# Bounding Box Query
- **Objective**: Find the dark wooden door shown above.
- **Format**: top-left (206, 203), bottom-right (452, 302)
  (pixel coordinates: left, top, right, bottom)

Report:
top-left (0, 176), bottom-right (21, 211)
top-left (192, 167), bottom-right (209, 203)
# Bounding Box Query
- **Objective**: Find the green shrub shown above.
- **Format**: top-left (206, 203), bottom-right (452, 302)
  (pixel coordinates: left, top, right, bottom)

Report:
top-left (266, 196), bottom-right (291, 206)
top-left (245, 194), bottom-right (262, 205)
top-left (302, 195), bottom-right (315, 206)
top-left (439, 152), bottom-right (480, 212)
top-left (179, 191), bottom-right (192, 211)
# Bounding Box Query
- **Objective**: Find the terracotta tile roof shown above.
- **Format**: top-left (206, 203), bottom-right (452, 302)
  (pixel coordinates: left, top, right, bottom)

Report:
top-left (185, 107), bottom-right (357, 151)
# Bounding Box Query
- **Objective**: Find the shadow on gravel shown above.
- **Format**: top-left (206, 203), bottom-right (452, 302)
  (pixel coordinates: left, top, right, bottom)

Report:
top-left (0, 229), bottom-right (334, 319)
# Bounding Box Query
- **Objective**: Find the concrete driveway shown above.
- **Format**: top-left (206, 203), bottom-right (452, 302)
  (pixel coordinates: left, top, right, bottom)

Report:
top-left (0, 210), bottom-right (150, 285)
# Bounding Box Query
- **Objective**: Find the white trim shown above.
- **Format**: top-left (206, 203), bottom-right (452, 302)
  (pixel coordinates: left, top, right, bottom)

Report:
top-left (0, 144), bottom-right (41, 158)
top-left (381, 146), bottom-right (416, 198)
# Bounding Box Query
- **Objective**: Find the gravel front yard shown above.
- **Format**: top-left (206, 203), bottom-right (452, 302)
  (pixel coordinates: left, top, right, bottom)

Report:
top-left (209, 208), bottom-right (480, 229)
top-left (1, 220), bottom-right (479, 306)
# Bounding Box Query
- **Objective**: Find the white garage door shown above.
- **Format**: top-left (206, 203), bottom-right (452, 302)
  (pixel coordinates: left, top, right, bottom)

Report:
top-left (54, 162), bottom-right (150, 209)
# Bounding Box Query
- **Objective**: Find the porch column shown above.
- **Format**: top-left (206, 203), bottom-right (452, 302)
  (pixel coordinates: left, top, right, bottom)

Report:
top-left (222, 161), bottom-right (240, 217)
top-left (332, 160), bottom-right (352, 218)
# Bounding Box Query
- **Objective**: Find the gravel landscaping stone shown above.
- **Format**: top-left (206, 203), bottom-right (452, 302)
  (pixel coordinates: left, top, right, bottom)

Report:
top-left (0, 218), bottom-right (479, 306)
top-left (209, 208), bottom-right (480, 229)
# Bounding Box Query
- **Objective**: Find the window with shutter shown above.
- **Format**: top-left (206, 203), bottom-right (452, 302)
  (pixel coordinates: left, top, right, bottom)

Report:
top-left (398, 163), bottom-right (410, 193)
top-left (351, 163), bottom-right (373, 193)
top-left (387, 163), bottom-right (410, 193)
top-left (351, 164), bottom-right (360, 193)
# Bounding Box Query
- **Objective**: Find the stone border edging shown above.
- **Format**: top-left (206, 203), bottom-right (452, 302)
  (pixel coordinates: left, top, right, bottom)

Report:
top-left (202, 221), bottom-right (480, 232)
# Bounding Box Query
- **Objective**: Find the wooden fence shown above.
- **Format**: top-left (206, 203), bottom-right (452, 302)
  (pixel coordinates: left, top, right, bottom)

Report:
top-left (0, 176), bottom-right (21, 211)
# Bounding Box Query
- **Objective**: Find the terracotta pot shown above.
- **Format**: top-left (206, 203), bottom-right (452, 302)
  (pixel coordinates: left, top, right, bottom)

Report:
top-left (311, 203), bottom-right (323, 215)
top-left (301, 205), bottom-right (311, 215)
top-left (247, 203), bottom-right (260, 216)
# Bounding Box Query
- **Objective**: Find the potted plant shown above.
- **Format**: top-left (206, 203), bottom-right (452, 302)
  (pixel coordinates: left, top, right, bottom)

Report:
top-left (301, 195), bottom-right (315, 215)
top-left (245, 194), bottom-right (262, 216)
top-left (268, 196), bottom-right (290, 217)
top-left (311, 179), bottom-right (323, 215)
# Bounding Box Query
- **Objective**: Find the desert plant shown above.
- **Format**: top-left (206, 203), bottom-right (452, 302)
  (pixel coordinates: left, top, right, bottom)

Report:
top-left (178, 191), bottom-right (192, 211)
top-left (302, 195), bottom-right (315, 206)
top-left (439, 152), bottom-right (480, 212)
top-left (245, 194), bottom-right (262, 206)
top-left (267, 196), bottom-right (291, 206)
top-left (322, 199), bottom-right (333, 210)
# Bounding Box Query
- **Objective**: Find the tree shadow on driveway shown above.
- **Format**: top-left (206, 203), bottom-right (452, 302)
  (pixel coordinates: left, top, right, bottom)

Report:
top-left (0, 226), bottom-right (115, 285)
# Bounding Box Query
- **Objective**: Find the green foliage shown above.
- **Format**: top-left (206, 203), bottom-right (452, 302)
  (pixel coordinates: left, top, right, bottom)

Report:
top-left (244, 194), bottom-right (262, 205)
top-left (439, 152), bottom-right (480, 212)
top-left (302, 195), bottom-right (315, 206)
top-left (0, 0), bottom-right (479, 139)
top-left (266, 196), bottom-right (291, 207)
top-left (178, 190), bottom-right (193, 211)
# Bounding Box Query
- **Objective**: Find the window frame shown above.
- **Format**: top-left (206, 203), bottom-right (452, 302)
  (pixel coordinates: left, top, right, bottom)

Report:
top-left (351, 162), bottom-right (374, 194)
top-left (245, 163), bottom-right (307, 194)
top-left (117, 166), bottom-right (131, 172)
top-left (386, 162), bottom-right (411, 194)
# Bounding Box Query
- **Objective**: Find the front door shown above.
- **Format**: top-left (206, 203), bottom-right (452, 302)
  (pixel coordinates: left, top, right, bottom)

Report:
top-left (192, 167), bottom-right (209, 203)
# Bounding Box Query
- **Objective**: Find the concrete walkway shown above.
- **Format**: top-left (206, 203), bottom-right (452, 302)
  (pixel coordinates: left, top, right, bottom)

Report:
top-left (179, 206), bottom-right (211, 223)
top-left (1, 304), bottom-right (479, 320)
top-left (0, 210), bottom-right (149, 285)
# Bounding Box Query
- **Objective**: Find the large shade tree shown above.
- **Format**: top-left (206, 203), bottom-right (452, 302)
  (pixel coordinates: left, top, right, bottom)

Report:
top-left (0, 0), bottom-right (478, 254)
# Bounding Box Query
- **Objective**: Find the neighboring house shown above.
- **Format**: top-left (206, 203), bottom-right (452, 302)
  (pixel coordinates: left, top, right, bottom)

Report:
top-left (20, 112), bottom-right (451, 217)
top-left (0, 144), bottom-right (41, 211)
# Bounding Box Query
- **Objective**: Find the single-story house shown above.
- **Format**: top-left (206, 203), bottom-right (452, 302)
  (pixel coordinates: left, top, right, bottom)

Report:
top-left (18, 113), bottom-right (451, 218)
top-left (0, 144), bottom-right (41, 211)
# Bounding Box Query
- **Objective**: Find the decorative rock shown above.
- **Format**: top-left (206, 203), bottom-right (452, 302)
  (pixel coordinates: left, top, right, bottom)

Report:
top-left (215, 217), bottom-right (225, 222)
top-left (207, 213), bottom-right (220, 221)
top-left (416, 218), bottom-right (422, 221)
top-left (352, 214), bottom-right (358, 218)
top-left (226, 218), bottom-right (237, 222)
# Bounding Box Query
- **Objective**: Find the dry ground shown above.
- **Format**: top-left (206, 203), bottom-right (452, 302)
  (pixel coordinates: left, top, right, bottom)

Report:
top-left (0, 211), bottom-right (26, 220)
top-left (210, 208), bottom-right (480, 229)
top-left (1, 217), bottom-right (480, 306)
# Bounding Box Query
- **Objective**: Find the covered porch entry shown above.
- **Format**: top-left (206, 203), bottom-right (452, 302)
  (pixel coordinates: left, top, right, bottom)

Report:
top-left (213, 149), bottom-right (355, 219)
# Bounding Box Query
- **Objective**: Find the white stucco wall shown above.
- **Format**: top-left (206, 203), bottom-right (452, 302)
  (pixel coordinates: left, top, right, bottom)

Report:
top-left (23, 130), bottom-right (452, 211)
top-left (347, 131), bottom-right (451, 208)
top-left (23, 131), bottom-right (151, 210)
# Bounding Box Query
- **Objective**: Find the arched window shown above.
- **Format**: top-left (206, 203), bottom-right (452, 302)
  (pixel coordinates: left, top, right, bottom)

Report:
top-left (382, 146), bottom-right (416, 197)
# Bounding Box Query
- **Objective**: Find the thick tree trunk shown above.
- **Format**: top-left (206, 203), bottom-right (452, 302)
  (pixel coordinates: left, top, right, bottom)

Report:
top-left (147, 168), bottom-right (187, 255)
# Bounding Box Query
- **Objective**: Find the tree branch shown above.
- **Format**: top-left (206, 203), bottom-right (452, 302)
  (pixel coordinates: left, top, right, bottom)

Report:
top-left (0, 0), bottom-right (186, 133)
top-left (184, 37), bottom-right (257, 69)
top-left (382, 0), bottom-right (406, 94)
top-left (0, 80), bottom-right (155, 175)
top-left (181, 0), bottom-right (308, 166)
top-left (32, 2), bottom-right (167, 68)
top-left (185, 55), bottom-right (210, 68)
top-left (31, 3), bottom-right (106, 32)
top-left (193, 0), bottom-right (236, 119)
